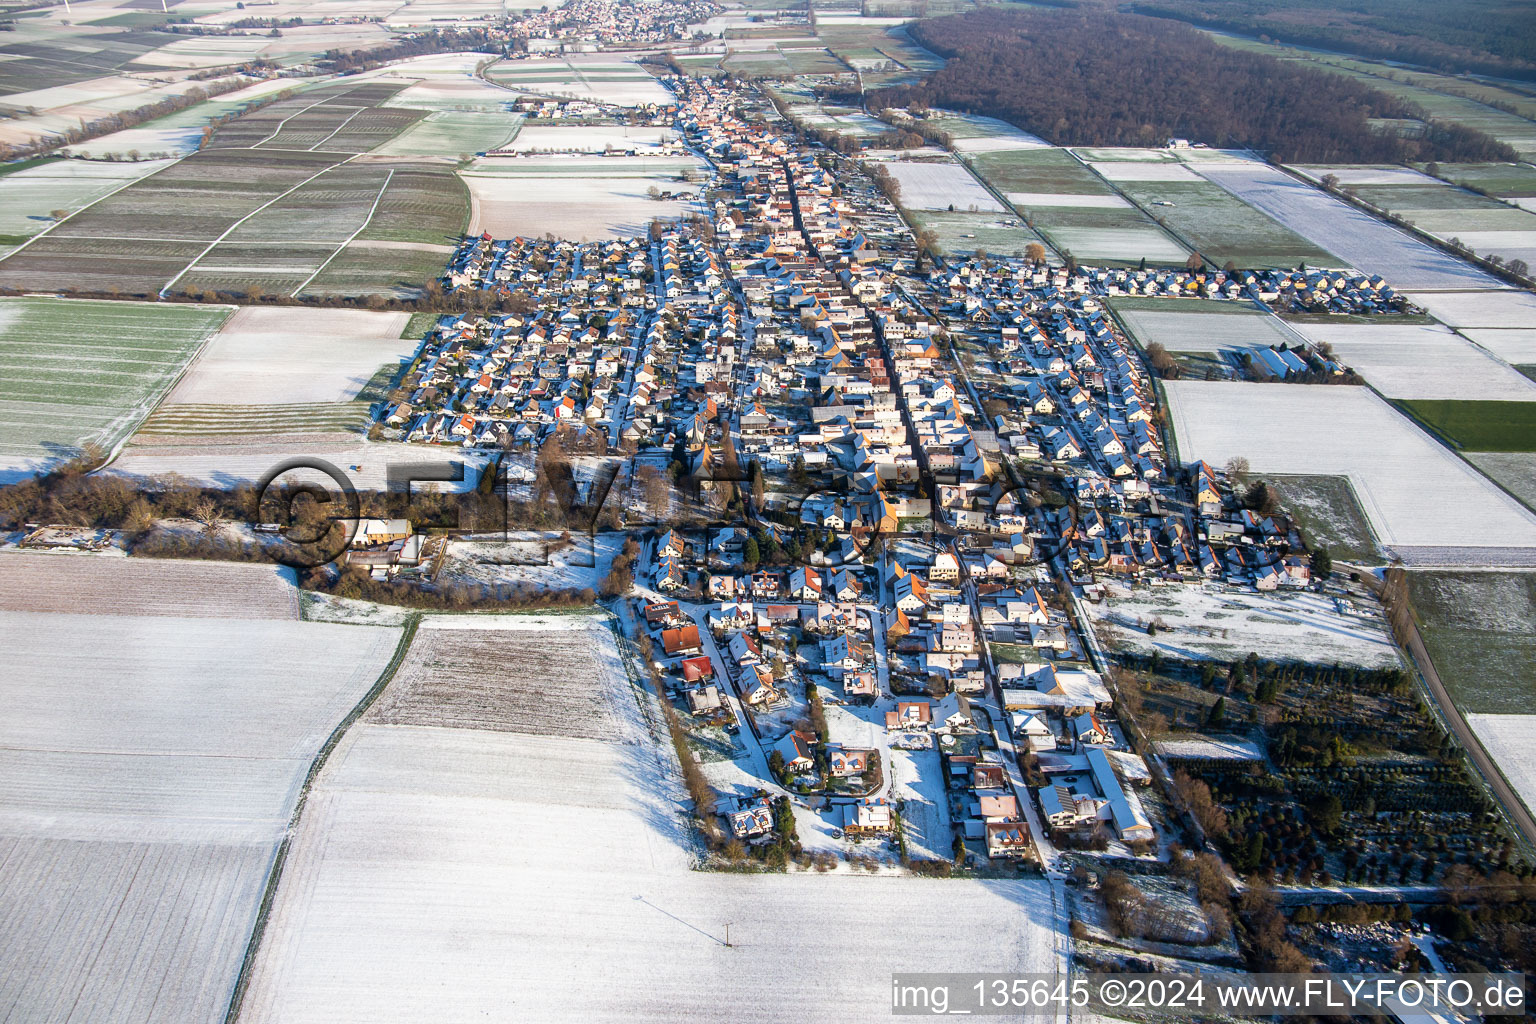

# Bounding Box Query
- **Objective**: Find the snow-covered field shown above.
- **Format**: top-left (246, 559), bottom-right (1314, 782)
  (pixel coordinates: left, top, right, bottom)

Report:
top-left (879, 158), bottom-right (1003, 212)
top-left (0, 590), bottom-right (401, 1024)
top-left (0, 158), bottom-right (178, 253)
top-left (1467, 452), bottom-right (1536, 511)
top-left (1295, 165), bottom-right (1440, 187)
top-left (1091, 161), bottom-right (1202, 182)
top-left (166, 306), bottom-right (415, 405)
top-left (0, 551), bottom-right (299, 618)
top-left (1462, 330), bottom-right (1536, 366)
top-left (1195, 162), bottom-right (1504, 290)
top-left (1083, 580), bottom-right (1402, 668)
top-left (440, 532), bottom-right (622, 591)
top-left (485, 55), bottom-right (673, 106)
top-left (1407, 289), bottom-right (1536, 329)
top-left (1007, 191), bottom-right (1130, 208)
top-left (1046, 225), bottom-right (1188, 261)
top-left (1293, 321), bottom-right (1536, 400)
top-left (1155, 736), bottom-right (1264, 761)
top-left (106, 440), bottom-right (491, 493)
top-left (1117, 308), bottom-right (1293, 353)
top-left (372, 614), bottom-right (640, 740)
top-left (1163, 381), bottom-right (1536, 549)
top-left (463, 158), bottom-right (703, 239)
top-left (501, 125), bottom-right (677, 152)
top-left (239, 613), bottom-right (1060, 1022)
top-left (1467, 714), bottom-right (1536, 818)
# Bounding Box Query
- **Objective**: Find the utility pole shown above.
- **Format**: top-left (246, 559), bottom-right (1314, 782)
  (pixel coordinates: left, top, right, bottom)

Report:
top-left (724, 922), bottom-right (732, 947)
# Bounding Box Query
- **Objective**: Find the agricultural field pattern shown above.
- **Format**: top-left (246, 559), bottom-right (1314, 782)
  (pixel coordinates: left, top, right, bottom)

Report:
top-left (4, 0), bottom-right (1536, 1018)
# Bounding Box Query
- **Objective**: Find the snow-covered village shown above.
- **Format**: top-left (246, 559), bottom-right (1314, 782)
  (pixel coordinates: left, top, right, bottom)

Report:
top-left (5, 0), bottom-right (1536, 1019)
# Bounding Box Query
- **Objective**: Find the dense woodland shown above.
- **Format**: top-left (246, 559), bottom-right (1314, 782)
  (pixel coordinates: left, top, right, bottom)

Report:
top-left (873, 9), bottom-right (1516, 164)
top-left (1126, 0), bottom-right (1536, 79)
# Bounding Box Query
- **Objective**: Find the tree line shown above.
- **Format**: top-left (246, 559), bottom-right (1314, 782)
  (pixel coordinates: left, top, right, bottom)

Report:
top-left (1126, 0), bottom-right (1536, 80)
top-left (872, 8), bottom-right (1516, 164)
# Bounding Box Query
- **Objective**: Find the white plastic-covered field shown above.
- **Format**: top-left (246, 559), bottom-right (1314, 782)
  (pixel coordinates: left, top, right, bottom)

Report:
top-left (1163, 381), bottom-right (1536, 549)
top-left (1084, 579), bottom-right (1402, 668)
top-left (0, 581), bottom-right (401, 1024)
top-left (0, 552), bottom-right (299, 619)
top-left (238, 613), bottom-right (1061, 1022)
top-left (1467, 714), bottom-right (1536, 817)
top-left (1116, 308), bottom-right (1293, 353)
top-left (1407, 289), bottom-right (1536, 329)
top-left (1196, 162), bottom-right (1504, 291)
top-left (1293, 321), bottom-right (1536, 400)
top-left (166, 306), bottom-right (414, 406)
top-left (878, 158), bottom-right (1003, 212)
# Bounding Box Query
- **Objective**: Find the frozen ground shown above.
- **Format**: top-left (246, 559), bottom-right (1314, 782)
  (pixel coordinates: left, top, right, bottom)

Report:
top-left (166, 307), bottom-right (415, 405)
top-left (1163, 381), bottom-right (1536, 550)
top-left (0, 599), bottom-right (400, 1024)
top-left (1195, 162), bottom-right (1504, 291)
top-left (238, 614), bottom-right (1060, 1023)
top-left (1083, 580), bottom-right (1402, 668)
top-left (1467, 714), bottom-right (1536, 818)
top-left (1293, 321), bottom-right (1536, 400)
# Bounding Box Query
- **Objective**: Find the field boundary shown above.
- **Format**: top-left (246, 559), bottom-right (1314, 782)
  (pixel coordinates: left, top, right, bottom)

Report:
top-left (160, 153), bottom-right (360, 297)
top-left (221, 612), bottom-right (421, 1024)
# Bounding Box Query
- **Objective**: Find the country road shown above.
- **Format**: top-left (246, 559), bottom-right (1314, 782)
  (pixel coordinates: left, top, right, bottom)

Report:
top-left (1342, 562), bottom-right (1536, 853)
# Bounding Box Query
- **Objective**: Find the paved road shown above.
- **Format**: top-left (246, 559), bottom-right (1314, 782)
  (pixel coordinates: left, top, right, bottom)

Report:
top-left (1341, 562), bottom-right (1536, 853)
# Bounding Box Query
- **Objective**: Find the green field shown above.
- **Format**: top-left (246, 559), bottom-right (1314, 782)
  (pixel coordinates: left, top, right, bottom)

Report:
top-left (1396, 400), bottom-right (1536, 452)
top-left (1110, 179), bottom-right (1340, 269)
top-left (131, 401), bottom-right (370, 443)
top-left (964, 149), bottom-right (1190, 265)
top-left (0, 297), bottom-right (231, 473)
top-left (1335, 179), bottom-right (1536, 235)
top-left (373, 111), bottom-right (524, 158)
top-left (1265, 473), bottom-right (1384, 564)
top-left (904, 207), bottom-right (1048, 256)
top-left (1409, 570), bottom-right (1536, 715)
top-left (967, 148), bottom-right (1115, 196)
top-left (1436, 163), bottom-right (1536, 199)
